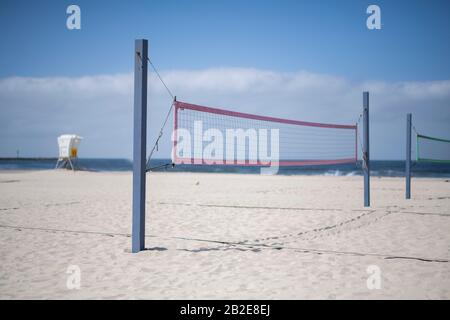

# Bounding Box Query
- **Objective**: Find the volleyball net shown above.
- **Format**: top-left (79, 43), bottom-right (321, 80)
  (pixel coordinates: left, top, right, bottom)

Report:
top-left (172, 101), bottom-right (358, 166)
top-left (416, 134), bottom-right (450, 163)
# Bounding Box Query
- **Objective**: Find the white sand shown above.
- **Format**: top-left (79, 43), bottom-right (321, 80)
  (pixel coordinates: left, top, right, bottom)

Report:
top-left (0, 170), bottom-right (449, 299)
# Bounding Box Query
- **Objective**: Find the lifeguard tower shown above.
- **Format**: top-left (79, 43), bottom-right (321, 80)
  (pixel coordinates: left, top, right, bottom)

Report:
top-left (55, 134), bottom-right (82, 171)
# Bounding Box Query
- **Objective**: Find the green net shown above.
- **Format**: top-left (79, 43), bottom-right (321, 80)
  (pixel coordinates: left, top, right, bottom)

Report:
top-left (416, 134), bottom-right (450, 163)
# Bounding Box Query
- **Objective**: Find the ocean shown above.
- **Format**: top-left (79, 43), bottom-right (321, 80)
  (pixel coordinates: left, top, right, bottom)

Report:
top-left (1, 158), bottom-right (450, 178)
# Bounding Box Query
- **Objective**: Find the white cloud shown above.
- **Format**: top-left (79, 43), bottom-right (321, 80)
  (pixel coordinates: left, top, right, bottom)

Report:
top-left (1, 68), bottom-right (449, 159)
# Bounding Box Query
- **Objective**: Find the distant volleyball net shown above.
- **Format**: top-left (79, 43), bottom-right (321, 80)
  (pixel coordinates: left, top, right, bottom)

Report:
top-left (172, 101), bottom-right (358, 167)
top-left (416, 134), bottom-right (450, 163)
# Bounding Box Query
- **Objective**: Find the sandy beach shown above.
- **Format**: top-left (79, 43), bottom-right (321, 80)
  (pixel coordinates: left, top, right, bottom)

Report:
top-left (0, 170), bottom-right (449, 299)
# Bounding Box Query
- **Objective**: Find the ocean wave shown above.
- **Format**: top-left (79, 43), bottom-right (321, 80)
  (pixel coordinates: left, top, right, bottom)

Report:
top-left (2, 159), bottom-right (450, 178)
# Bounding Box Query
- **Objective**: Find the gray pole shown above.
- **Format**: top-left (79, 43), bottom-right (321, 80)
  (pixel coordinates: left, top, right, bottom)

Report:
top-left (406, 113), bottom-right (412, 199)
top-left (363, 92), bottom-right (370, 207)
top-left (132, 39), bottom-right (148, 253)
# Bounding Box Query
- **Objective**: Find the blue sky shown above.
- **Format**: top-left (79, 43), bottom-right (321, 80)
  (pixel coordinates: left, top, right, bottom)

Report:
top-left (1, 0), bottom-right (450, 159)
top-left (1, 0), bottom-right (450, 80)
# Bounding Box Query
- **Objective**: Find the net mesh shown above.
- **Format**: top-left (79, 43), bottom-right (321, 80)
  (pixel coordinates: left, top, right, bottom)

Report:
top-left (417, 134), bottom-right (450, 163)
top-left (172, 101), bottom-right (357, 166)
